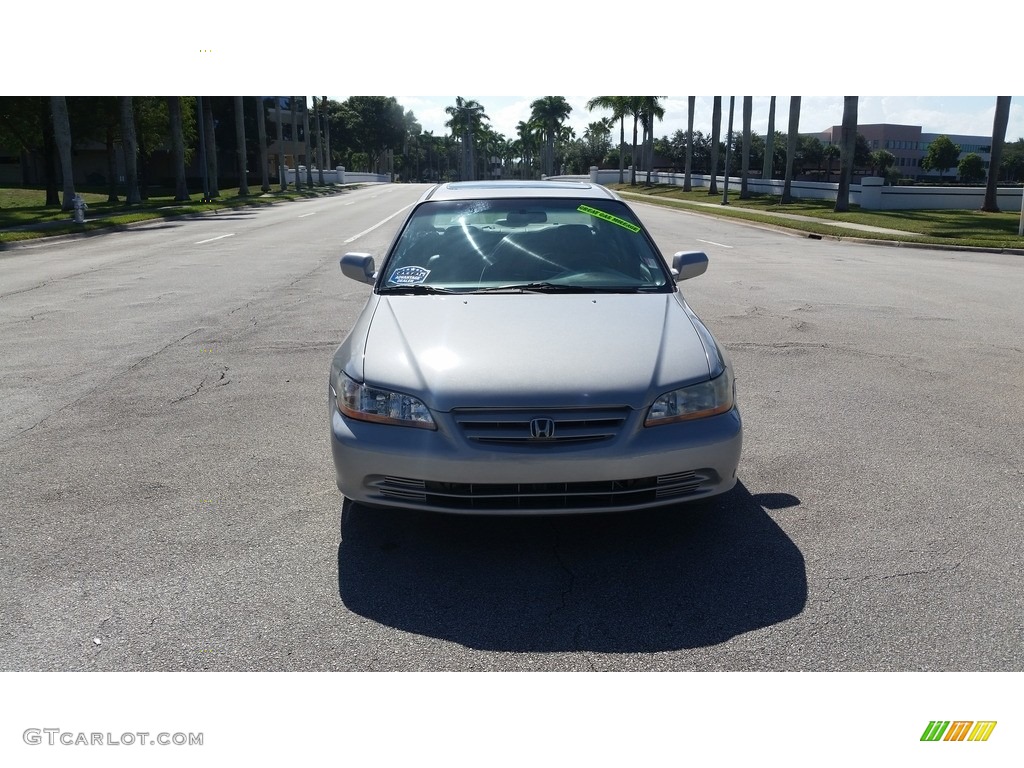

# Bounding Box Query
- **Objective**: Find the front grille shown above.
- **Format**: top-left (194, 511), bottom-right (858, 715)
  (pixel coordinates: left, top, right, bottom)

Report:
top-left (452, 407), bottom-right (629, 446)
top-left (375, 470), bottom-right (709, 511)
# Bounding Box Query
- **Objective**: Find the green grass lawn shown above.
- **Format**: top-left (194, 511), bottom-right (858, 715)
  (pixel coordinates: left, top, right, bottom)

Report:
top-left (608, 183), bottom-right (1024, 251)
top-left (0, 183), bottom-right (356, 244)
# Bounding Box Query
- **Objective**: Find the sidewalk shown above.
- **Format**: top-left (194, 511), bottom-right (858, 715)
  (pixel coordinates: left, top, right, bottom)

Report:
top-left (620, 191), bottom-right (920, 237)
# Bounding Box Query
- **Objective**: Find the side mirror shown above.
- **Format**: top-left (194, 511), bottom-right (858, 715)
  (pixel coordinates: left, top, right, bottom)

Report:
top-left (671, 251), bottom-right (709, 282)
top-left (340, 253), bottom-right (376, 284)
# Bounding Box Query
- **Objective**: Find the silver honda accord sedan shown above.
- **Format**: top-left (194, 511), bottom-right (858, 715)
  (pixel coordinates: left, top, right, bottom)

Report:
top-left (329, 180), bottom-right (741, 514)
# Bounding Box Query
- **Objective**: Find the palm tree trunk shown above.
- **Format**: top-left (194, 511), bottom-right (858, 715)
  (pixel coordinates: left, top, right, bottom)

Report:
top-left (203, 97), bottom-right (220, 198)
top-left (834, 96), bottom-right (858, 212)
top-left (723, 96), bottom-right (735, 202)
top-left (315, 97), bottom-right (325, 185)
top-left (683, 97), bottom-right (694, 192)
top-left (119, 97), bottom-right (142, 205)
top-left (168, 97), bottom-right (189, 201)
top-left (303, 99), bottom-right (313, 187)
top-left (762, 96), bottom-right (776, 180)
top-left (630, 114), bottom-right (639, 186)
top-left (782, 97), bottom-right (801, 204)
top-left (234, 96), bottom-right (249, 196)
top-left (49, 96), bottom-right (76, 211)
top-left (323, 96), bottom-right (332, 173)
top-left (256, 97), bottom-right (270, 193)
top-left (981, 96), bottom-right (1012, 212)
top-left (277, 97), bottom-right (288, 191)
top-left (645, 121), bottom-right (652, 185)
top-left (616, 116), bottom-right (624, 184)
top-left (708, 97), bottom-right (721, 195)
top-left (291, 98), bottom-right (301, 191)
top-left (740, 96), bottom-right (752, 198)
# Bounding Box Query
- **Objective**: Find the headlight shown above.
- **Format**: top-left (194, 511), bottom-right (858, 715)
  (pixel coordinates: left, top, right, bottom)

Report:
top-left (336, 375), bottom-right (436, 430)
top-left (645, 368), bottom-right (735, 426)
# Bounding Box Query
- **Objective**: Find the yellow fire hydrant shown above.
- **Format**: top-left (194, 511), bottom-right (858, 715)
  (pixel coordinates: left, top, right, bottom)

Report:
top-left (72, 194), bottom-right (88, 224)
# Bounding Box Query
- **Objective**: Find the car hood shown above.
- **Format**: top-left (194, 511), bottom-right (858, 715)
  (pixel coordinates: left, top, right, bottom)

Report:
top-left (358, 293), bottom-right (714, 411)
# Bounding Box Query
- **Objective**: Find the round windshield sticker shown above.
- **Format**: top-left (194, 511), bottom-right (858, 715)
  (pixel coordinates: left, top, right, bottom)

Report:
top-left (387, 265), bottom-right (431, 285)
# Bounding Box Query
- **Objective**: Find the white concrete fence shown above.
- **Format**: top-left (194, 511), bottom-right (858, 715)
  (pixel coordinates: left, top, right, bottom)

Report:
top-left (284, 166), bottom-right (389, 185)
top-left (547, 168), bottom-right (1024, 212)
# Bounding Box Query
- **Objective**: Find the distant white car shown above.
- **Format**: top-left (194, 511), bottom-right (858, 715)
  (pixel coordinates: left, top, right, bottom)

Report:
top-left (329, 180), bottom-right (742, 514)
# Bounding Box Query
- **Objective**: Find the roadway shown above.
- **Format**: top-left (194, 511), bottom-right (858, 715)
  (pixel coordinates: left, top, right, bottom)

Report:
top-left (1, 183), bottom-right (1021, 671)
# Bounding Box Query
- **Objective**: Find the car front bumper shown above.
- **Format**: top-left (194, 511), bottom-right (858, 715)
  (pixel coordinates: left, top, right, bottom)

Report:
top-left (329, 387), bottom-right (742, 515)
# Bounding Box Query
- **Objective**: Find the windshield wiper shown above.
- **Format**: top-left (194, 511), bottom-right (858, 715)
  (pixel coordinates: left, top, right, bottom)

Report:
top-left (379, 284), bottom-right (458, 295)
top-left (474, 282), bottom-right (650, 294)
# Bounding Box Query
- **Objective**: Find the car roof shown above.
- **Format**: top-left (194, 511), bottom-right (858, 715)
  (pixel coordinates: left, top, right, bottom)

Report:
top-left (419, 180), bottom-right (622, 203)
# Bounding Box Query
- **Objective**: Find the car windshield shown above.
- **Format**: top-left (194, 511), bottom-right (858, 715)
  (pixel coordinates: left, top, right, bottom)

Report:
top-left (378, 198), bottom-right (671, 294)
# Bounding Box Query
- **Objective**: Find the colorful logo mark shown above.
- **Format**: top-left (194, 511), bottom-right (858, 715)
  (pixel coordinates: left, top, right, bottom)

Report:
top-left (921, 721), bottom-right (997, 742)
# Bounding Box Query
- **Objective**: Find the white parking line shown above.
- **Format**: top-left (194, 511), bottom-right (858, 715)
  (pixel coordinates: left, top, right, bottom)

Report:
top-left (195, 234), bottom-right (235, 245)
top-left (697, 239), bottom-right (733, 249)
top-left (344, 204), bottom-right (414, 244)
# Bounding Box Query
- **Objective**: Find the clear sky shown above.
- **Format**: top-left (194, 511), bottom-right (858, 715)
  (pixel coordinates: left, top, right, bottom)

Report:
top-left (10, 3), bottom-right (1022, 148)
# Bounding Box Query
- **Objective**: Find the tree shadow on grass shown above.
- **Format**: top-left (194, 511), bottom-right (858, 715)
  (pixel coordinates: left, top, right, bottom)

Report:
top-left (337, 481), bottom-right (805, 652)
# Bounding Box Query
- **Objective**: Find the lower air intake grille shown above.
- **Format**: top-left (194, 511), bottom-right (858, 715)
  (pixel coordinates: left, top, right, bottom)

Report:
top-left (375, 471), bottom-right (708, 510)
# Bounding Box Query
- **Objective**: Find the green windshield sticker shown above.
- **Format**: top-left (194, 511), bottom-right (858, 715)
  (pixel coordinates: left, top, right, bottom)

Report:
top-left (577, 204), bottom-right (641, 233)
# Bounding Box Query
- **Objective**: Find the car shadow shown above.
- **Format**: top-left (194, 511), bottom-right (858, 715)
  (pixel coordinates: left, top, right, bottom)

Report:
top-left (336, 482), bottom-right (806, 652)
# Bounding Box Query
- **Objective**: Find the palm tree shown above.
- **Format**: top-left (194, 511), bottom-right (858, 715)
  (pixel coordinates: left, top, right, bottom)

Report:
top-left (740, 96), bottom-right (752, 198)
top-left (782, 96), bottom-right (801, 204)
top-left (622, 96), bottom-right (645, 185)
top-left (49, 96), bottom-right (76, 211)
top-left (586, 96), bottom-right (629, 183)
top-left (323, 96), bottom-right (332, 172)
top-left (277, 97), bottom-right (288, 191)
top-left (445, 97), bottom-right (488, 180)
top-left (303, 100), bottom-right (313, 186)
top-left (823, 143), bottom-right (840, 182)
top-left (981, 96), bottom-right (1012, 212)
top-left (256, 97), bottom-right (270, 193)
top-left (637, 97), bottom-right (665, 184)
top-left (722, 96), bottom-right (736, 202)
top-left (515, 120), bottom-right (537, 179)
top-left (708, 97), bottom-right (722, 195)
top-left (120, 97), bottom-right (142, 205)
top-left (834, 96), bottom-right (858, 212)
top-left (167, 96), bottom-right (190, 201)
top-left (529, 96), bottom-right (572, 177)
top-left (314, 97), bottom-right (325, 185)
top-left (202, 97), bottom-right (220, 198)
top-left (684, 96), bottom-right (695, 191)
top-left (762, 97), bottom-right (776, 180)
top-left (291, 97), bottom-right (301, 191)
top-left (234, 96), bottom-right (249, 196)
